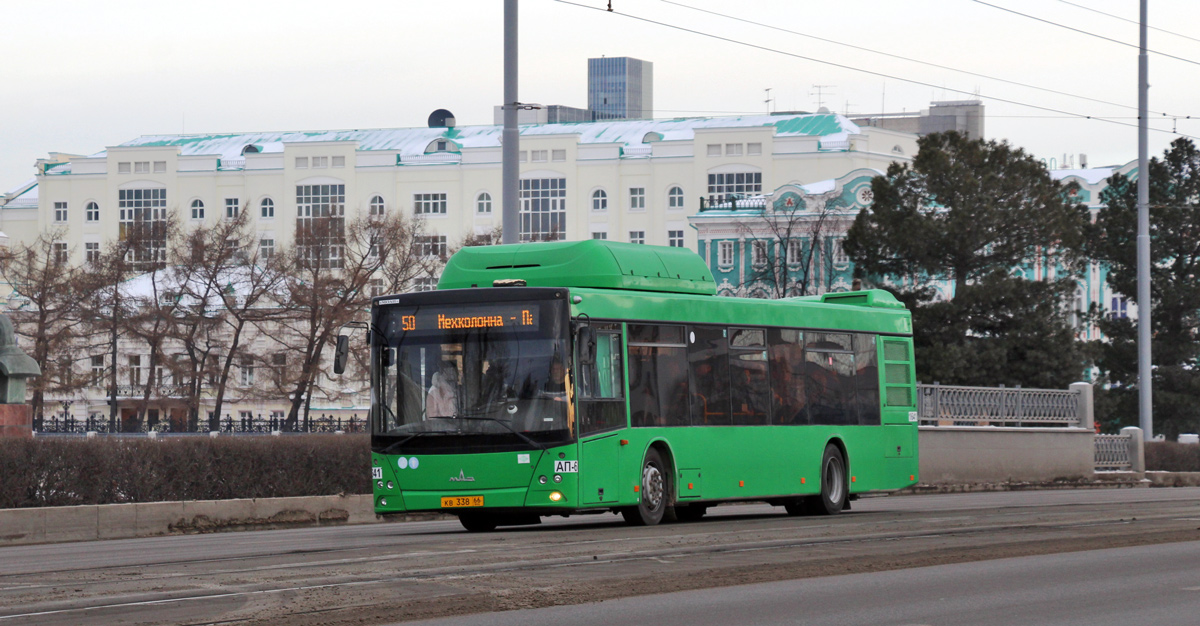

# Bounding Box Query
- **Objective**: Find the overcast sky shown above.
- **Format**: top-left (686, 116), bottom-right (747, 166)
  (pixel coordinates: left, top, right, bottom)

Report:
top-left (5, 0), bottom-right (1200, 193)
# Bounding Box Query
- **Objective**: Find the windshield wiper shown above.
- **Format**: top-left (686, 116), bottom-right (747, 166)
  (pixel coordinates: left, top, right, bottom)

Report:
top-left (455, 414), bottom-right (547, 451)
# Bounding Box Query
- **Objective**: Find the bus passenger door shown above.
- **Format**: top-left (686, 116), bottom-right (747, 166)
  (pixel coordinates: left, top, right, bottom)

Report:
top-left (581, 433), bottom-right (621, 504)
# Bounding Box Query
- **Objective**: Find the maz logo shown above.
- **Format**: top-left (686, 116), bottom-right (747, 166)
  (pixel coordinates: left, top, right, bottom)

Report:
top-left (449, 470), bottom-right (476, 482)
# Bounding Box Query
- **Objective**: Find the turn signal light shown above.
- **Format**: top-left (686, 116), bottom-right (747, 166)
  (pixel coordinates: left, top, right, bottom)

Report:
top-left (620, 439), bottom-right (629, 446)
top-left (549, 491), bottom-right (563, 502)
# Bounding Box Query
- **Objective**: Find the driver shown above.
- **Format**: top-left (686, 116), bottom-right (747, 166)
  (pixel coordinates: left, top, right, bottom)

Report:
top-left (426, 361), bottom-right (460, 418)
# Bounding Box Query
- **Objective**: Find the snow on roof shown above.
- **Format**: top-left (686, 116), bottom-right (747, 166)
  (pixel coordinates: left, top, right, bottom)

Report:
top-left (2, 178), bottom-right (38, 209)
top-left (104, 113), bottom-right (860, 162)
top-left (1051, 167), bottom-right (1114, 185)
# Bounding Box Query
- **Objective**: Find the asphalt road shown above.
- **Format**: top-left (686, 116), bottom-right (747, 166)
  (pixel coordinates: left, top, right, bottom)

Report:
top-left (1, 488), bottom-right (1199, 625)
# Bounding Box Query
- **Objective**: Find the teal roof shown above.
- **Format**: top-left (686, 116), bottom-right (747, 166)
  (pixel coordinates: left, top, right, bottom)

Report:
top-left (100, 113), bottom-right (860, 162)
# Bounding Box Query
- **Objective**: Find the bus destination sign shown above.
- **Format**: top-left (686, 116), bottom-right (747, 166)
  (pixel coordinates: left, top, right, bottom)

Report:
top-left (397, 304), bottom-right (539, 333)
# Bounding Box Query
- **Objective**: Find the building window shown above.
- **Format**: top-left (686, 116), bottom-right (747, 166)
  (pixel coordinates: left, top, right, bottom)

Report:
top-left (668, 186), bottom-right (684, 209)
top-left (296, 184), bottom-right (346, 268)
top-left (369, 195), bottom-right (386, 216)
top-left (414, 235), bottom-right (448, 259)
top-left (531, 150), bottom-right (548, 162)
top-left (118, 162), bottom-right (131, 174)
top-left (90, 355), bottom-right (105, 385)
top-left (476, 192), bottom-right (492, 214)
top-left (831, 238), bottom-right (849, 266)
top-left (708, 171), bottom-right (762, 196)
top-left (592, 189), bottom-right (608, 211)
top-left (54, 202), bottom-right (68, 223)
top-left (53, 242), bottom-right (68, 263)
top-left (295, 157), bottom-right (308, 169)
top-left (629, 231), bottom-right (645, 245)
top-left (260, 198), bottom-right (275, 219)
top-left (134, 162), bottom-right (149, 174)
top-left (752, 241), bottom-right (768, 267)
top-left (119, 188), bottom-right (168, 265)
top-left (85, 242), bottom-right (100, 265)
top-left (629, 187), bottom-right (645, 211)
top-left (668, 230), bottom-right (684, 248)
top-left (191, 199), bottom-right (205, 220)
top-left (225, 198), bottom-right (240, 219)
top-left (748, 142), bottom-right (763, 156)
top-left (240, 357), bottom-right (255, 386)
top-left (413, 276), bottom-right (437, 292)
top-left (370, 278), bottom-right (385, 298)
top-left (707, 144), bottom-right (721, 157)
top-left (787, 241), bottom-right (804, 265)
top-left (128, 355), bottom-right (142, 386)
top-left (518, 151), bottom-right (527, 163)
top-left (520, 178), bottom-right (567, 241)
top-left (332, 155), bottom-right (345, 167)
top-left (1110, 297), bottom-right (1129, 319)
top-left (725, 143), bottom-right (743, 156)
top-left (436, 140), bottom-right (448, 152)
top-left (260, 238), bottom-right (275, 258)
top-left (719, 241), bottom-right (734, 266)
top-left (592, 231), bottom-right (608, 240)
top-left (414, 193), bottom-right (447, 215)
top-left (86, 202), bottom-right (99, 222)
top-left (153, 161), bottom-right (166, 173)
top-left (312, 156), bottom-right (328, 169)
top-left (552, 149), bottom-right (566, 162)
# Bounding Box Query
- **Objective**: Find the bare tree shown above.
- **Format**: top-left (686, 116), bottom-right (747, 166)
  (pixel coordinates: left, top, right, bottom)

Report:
top-left (0, 231), bottom-right (86, 421)
top-left (737, 191), bottom-right (841, 299)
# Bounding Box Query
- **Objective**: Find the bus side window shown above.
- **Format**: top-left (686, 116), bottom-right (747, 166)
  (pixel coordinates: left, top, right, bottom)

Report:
top-left (768, 328), bottom-right (807, 425)
top-left (628, 324), bottom-right (689, 428)
top-left (729, 328), bottom-right (770, 426)
top-left (854, 334), bottom-right (881, 425)
top-left (688, 325), bottom-right (730, 426)
top-left (805, 332), bottom-right (857, 426)
top-left (578, 326), bottom-right (626, 434)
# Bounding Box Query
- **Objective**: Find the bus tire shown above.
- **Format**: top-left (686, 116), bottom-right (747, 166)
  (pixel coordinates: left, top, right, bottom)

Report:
top-left (459, 513), bottom-right (498, 532)
top-left (807, 443), bottom-right (848, 516)
top-left (622, 448), bottom-right (670, 526)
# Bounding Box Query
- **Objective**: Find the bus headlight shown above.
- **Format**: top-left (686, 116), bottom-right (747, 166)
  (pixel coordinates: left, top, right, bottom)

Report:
top-left (380, 498), bottom-right (388, 506)
top-left (386, 481), bottom-right (394, 490)
top-left (539, 475), bottom-right (548, 484)
top-left (549, 491), bottom-right (563, 502)
top-left (553, 474), bottom-right (562, 483)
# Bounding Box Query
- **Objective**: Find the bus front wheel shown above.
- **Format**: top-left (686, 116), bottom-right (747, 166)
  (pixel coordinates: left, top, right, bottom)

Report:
top-left (622, 448), bottom-right (670, 526)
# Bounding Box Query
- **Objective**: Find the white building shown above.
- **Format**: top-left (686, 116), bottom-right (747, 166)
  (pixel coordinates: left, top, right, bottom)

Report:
top-left (3, 113), bottom-right (916, 267)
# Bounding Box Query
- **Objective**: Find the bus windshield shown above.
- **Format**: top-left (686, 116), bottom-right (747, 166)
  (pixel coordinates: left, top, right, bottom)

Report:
top-left (372, 294), bottom-right (572, 453)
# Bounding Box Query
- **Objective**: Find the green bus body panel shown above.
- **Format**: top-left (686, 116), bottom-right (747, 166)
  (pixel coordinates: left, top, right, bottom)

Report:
top-left (374, 242), bottom-right (918, 517)
top-left (437, 240), bottom-right (717, 296)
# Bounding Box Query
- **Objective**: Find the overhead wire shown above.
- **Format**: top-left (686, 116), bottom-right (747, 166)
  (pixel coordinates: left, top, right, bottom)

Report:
top-left (1055, 0), bottom-right (1200, 45)
top-left (970, 0), bottom-right (1200, 68)
top-left (660, 0), bottom-right (1181, 118)
top-left (553, 0), bottom-right (1200, 142)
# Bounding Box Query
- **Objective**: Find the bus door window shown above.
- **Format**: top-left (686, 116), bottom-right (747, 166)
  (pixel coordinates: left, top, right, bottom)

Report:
top-left (768, 329), bottom-right (806, 425)
top-left (628, 324), bottom-right (689, 427)
top-left (729, 328), bottom-right (770, 426)
top-left (854, 334), bottom-right (881, 425)
top-left (577, 323), bottom-right (626, 434)
top-left (688, 325), bottom-right (730, 426)
top-left (804, 332), bottom-right (857, 426)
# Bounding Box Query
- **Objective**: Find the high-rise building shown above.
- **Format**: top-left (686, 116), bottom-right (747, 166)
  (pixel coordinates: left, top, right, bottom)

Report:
top-left (588, 57), bottom-right (653, 120)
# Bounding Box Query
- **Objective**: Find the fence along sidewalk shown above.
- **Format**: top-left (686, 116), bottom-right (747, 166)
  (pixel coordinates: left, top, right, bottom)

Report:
top-left (917, 383), bottom-right (1083, 428)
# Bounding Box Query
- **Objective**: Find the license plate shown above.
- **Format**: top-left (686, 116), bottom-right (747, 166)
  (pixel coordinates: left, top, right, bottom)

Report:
top-left (441, 496), bottom-right (484, 508)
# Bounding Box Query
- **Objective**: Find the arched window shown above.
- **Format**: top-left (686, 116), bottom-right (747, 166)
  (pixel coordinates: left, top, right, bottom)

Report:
top-left (260, 197), bottom-right (275, 219)
top-left (592, 189), bottom-right (608, 211)
top-left (477, 192), bottom-right (492, 214)
top-left (369, 195), bottom-right (385, 216)
top-left (190, 199), bottom-right (205, 220)
top-left (85, 201), bottom-right (100, 222)
top-left (668, 186), bottom-right (684, 209)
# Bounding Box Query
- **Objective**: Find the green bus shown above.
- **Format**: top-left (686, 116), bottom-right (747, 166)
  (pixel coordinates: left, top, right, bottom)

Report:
top-left (349, 240), bottom-right (918, 531)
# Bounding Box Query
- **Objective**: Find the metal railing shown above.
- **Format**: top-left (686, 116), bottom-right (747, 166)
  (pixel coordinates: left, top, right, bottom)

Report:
top-left (34, 414), bottom-right (366, 436)
top-left (917, 383), bottom-right (1081, 427)
top-left (115, 384), bottom-right (190, 398)
top-left (399, 153), bottom-right (461, 164)
top-left (1094, 433), bottom-right (1133, 471)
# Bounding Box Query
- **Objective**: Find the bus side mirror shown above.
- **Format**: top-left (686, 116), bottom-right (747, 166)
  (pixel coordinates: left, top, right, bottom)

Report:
top-left (577, 326), bottom-right (597, 366)
top-left (333, 335), bottom-right (349, 375)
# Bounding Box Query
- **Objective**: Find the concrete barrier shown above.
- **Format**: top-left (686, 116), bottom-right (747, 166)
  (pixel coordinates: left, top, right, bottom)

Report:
top-left (919, 426), bottom-right (1096, 483)
top-left (0, 494), bottom-right (386, 547)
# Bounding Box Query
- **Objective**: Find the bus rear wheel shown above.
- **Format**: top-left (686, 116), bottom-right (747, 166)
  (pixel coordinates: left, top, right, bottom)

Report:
top-left (459, 512), bottom-right (498, 532)
top-left (807, 443), bottom-right (848, 515)
top-left (622, 448), bottom-right (670, 526)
